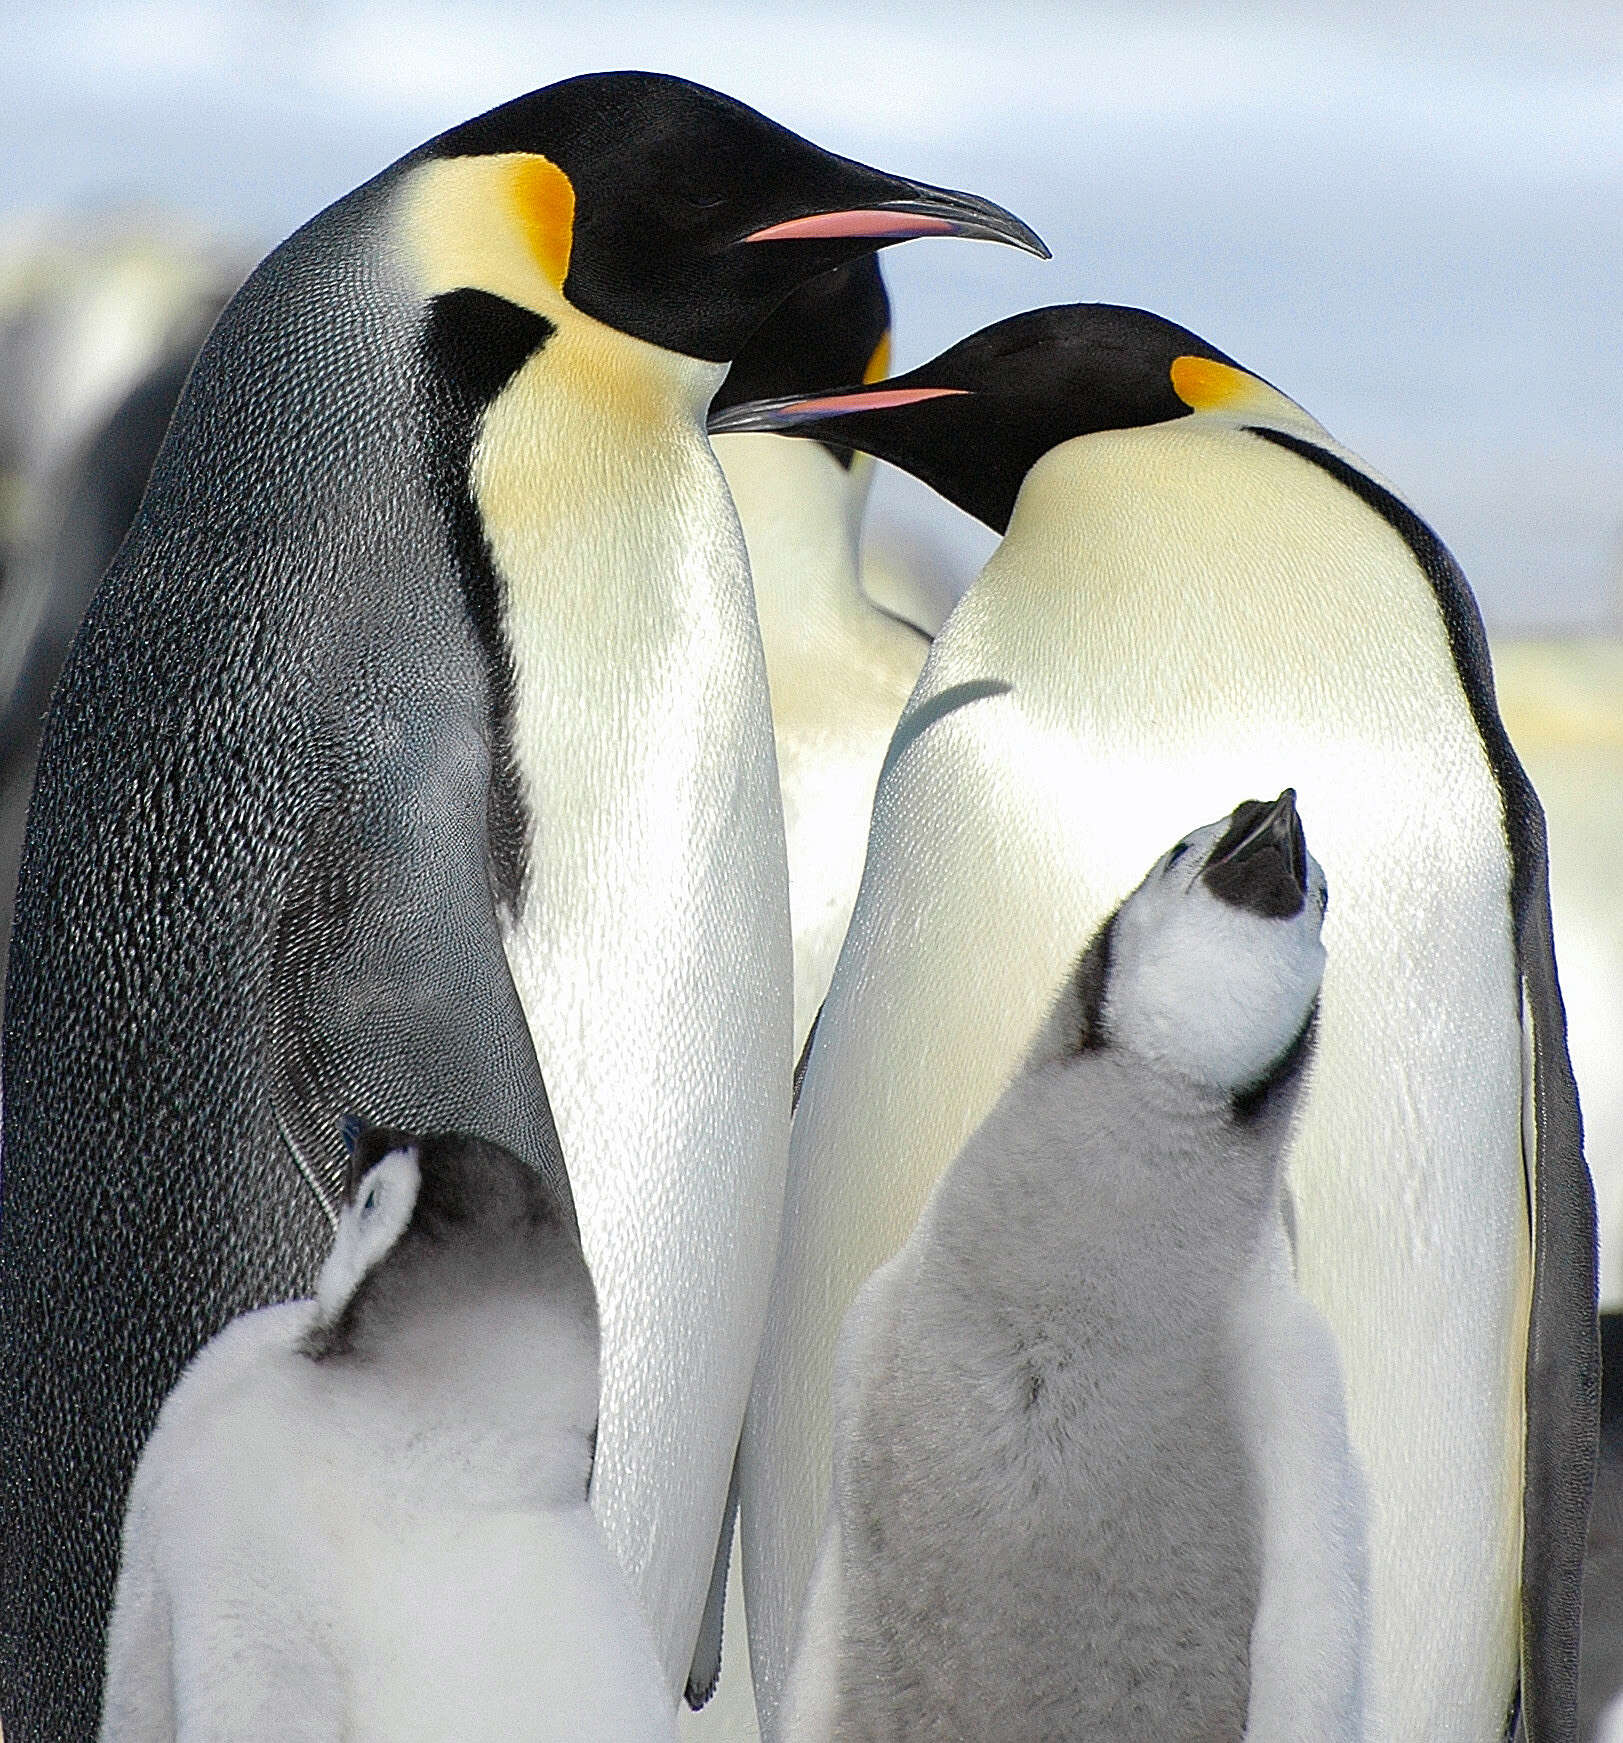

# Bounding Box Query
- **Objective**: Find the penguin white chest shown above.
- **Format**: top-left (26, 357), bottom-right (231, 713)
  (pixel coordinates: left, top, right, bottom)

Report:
top-left (471, 332), bottom-right (793, 1687)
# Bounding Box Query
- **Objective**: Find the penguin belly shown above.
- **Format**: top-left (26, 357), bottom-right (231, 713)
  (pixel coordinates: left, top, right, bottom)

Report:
top-left (747, 421), bottom-right (1527, 1740)
top-left (478, 327), bottom-right (793, 1694)
top-left (715, 433), bottom-right (926, 1056)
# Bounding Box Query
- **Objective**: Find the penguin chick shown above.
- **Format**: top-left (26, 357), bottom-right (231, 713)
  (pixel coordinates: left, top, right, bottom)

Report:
top-left (100, 1127), bottom-right (674, 1743)
top-left (712, 257), bottom-right (929, 1055)
top-left (780, 795), bottom-right (1366, 1743)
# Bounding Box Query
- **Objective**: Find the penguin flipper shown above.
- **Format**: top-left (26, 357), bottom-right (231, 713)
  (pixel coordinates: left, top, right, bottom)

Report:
top-left (685, 1445), bottom-right (742, 1709)
top-left (1516, 851), bottom-right (1599, 1743)
top-left (267, 758), bottom-right (571, 1224)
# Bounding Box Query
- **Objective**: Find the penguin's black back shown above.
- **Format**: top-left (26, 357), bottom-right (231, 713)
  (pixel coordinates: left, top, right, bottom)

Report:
top-left (0, 177), bottom-right (566, 1739)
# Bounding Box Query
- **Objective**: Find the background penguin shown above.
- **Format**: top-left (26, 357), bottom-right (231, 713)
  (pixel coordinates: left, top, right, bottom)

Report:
top-left (100, 1125), bottom-right (674, 1743)
top-left (1493, 638), bottom-right (1623, 1312)
top-left (779, 795), bottom-right (1367, 1743)
top-left (0, 74), bottom-right (1045, 1738)
top-left (682, 259), bottom-right (928, 1742)
top-left (0, 216), bottom-right (239, 1024)
top-left (712, 255), bottom-right (929, 1054)
top-left (712, 303), bottom-right (1595, 1741)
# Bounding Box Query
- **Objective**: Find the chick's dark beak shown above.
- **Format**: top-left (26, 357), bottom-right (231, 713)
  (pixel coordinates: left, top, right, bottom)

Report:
top-left (1202, 790), bottom-right (1308, 919)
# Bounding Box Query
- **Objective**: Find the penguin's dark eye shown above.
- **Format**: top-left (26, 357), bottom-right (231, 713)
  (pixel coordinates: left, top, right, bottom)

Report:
top-left (1167, 841), bottom-right (1190, 869)
top-left (362, 1187), bottom-right (379, 1215)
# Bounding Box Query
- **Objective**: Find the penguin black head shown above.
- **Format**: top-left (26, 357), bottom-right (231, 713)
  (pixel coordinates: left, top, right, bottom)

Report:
top-left (306, 1126), bottom-right (593, 1383)
top-left (708, 302), bottom-right (1322, 531)
top-left (402, 72), bottom-right (1045, 365)
top-left (712, 257), bottom-right (891, 468)
top-left (1067, 793), bottom-right (1328, 1099)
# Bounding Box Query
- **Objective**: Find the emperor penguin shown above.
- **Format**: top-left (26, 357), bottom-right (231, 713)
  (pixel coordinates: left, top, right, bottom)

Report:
top-left (0, 74), bottom-right (1045, 1738)
top-left (711, 256), bottom-right (930, 1054)
top-left (100, 1124), bottom-right (674, 1743)
top-left (681, 259), bottom-right (929, 1743)
top-left (780, 795), bottom-right (1367, 1743)
top-left (712, 304), bottom-right (1596, 1742)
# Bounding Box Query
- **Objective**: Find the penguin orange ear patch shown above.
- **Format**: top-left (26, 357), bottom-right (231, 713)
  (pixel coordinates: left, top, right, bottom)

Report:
top-left (863, 330), bottom-right (893, 385)
top-left (1170, 355), bottom-right (1258, 413)
top-left (509, 155), bottom-right (576, 291)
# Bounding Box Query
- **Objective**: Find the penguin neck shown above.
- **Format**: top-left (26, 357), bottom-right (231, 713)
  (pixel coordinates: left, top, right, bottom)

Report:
top-left (713, 433), bottom-right (870, 649)
top-left (714, 433), bottom-right (923, 723)
top-left (976, 418), bottom-right (1428, 655)
top-left (934, 1050), bottom-right (1281, 1376)
top-left (467, 308), bottom-right (744, 915)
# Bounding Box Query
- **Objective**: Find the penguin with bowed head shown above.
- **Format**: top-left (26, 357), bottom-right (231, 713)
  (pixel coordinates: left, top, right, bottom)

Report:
top-left (713, 303), bottom-right (1595, 1741)
top-left (99, 1124), bottom-right (672, 1743)
top-left (0, 73), bottom-right (1045, 1738)
top-left (779, 795), bottom-right (1367, 1743)
top-left (711, 255), bottom-right (930, 1058)
top-left (681, 258), bottom-right (927, 1740)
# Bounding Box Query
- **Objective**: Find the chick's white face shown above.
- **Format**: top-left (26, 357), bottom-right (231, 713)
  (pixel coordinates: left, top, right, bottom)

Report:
top-left (1104, 807), bottom-right (1328, 1093)
top-left (314, 1147), bottom-right (422, 1324)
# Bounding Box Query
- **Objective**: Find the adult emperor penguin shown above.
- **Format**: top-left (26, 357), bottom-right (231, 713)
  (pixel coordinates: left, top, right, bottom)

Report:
top-left (711, 257), bottom-right (929, 1055)
top-left (681, 259), bottom-right (928, 1743)
top-left (780, 796), bottom-right (1368, 1743)
top-left (712, 304), bottom-right (1596, 1741)
top-left (0, 74), bottom-right (1044, 1739)
top-left (101, 1125), bottom-right (674, 1743)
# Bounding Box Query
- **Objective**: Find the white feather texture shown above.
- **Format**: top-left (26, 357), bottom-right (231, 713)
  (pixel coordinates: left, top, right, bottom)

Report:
top-left (745, 411), bottom-right (1528, 1741)
top-left (1104, 823), bottom-right (1328, 1092)
top-left (682, 435), bottom-right (924, 1742)
top-left (714, 434), bottom-right (928, 1057)
top-left (100, 1182), bottom-right (674, 1743)
top-left (466, 306), bottom-right (793, 1694)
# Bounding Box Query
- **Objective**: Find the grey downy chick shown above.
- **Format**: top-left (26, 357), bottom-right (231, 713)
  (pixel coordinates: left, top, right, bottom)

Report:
top-left (781, 792), bottom-right (1368, 1743)
top-left (101, 1126), bottom-right (675, 1743)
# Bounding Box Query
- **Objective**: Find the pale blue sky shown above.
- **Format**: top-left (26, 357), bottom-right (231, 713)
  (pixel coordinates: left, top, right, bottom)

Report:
top-left (4, 0), bottom-right (1620, 626)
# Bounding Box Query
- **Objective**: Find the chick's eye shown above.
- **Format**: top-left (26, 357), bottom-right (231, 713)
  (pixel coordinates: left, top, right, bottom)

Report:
top-left (362, 1187), bottom-right (379, 1215)
top-left (1167, 841), bottom-right (1190, 869)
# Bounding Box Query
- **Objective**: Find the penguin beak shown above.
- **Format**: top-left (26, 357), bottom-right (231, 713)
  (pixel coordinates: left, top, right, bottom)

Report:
top-left (744, 195), bottom-right (1050, 257)
top-left (1202, 790), bottom-right (1309, 919)
top-left (709, 383), bottom-right (967, 435)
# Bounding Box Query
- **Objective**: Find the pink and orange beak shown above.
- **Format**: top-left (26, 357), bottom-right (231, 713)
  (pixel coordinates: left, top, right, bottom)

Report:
top-left (744, 196), bottom-right (1049, 255)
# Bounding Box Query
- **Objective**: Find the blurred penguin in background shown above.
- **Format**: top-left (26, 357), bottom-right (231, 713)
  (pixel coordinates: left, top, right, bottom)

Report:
top-left (101, 1125), bottom-right (674, 1743)
top-left (683, 258), bottom-right (928, 1743)
top-left (1494, 638), bottom-right (1623, 1309)
top-left (0, 214), bottom-right (239, 1019)
top-left (780, 796), bottom-right (1366, 1743)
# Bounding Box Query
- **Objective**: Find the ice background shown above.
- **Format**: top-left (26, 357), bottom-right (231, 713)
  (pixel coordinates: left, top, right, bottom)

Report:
top-left (2, 0), bottom-right (1619, 629)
